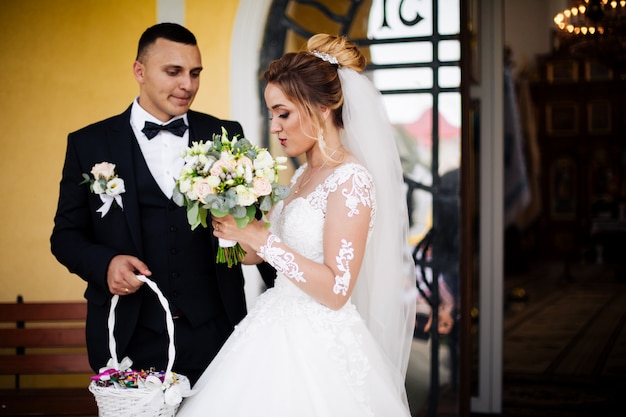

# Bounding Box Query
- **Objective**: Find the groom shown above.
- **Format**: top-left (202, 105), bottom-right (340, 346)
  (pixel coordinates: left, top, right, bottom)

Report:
top-left (50, 23), bottom-right (248, 385)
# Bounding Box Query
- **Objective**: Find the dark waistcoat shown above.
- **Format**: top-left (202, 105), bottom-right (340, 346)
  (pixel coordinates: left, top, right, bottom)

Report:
top-left (131, 139), bottom-right (225, 331)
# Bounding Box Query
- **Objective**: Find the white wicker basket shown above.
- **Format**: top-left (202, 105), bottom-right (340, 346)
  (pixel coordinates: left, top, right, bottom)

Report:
top-left (89, 275), bottom-right (191, 417)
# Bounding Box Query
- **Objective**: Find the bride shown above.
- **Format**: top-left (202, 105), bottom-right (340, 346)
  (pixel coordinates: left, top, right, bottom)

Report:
top-left (176, 33), bottom-right (416, 417)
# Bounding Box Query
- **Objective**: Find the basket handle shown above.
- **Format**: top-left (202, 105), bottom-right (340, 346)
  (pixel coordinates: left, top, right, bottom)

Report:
top-left (107, 275), bottom-right (176, 378)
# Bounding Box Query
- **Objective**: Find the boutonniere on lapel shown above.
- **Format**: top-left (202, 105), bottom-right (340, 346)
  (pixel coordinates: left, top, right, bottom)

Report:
top-left (81, 162), bottom-right (126, 217)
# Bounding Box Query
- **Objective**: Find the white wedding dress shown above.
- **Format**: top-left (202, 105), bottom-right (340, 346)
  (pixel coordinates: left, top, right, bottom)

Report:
top-left (176, 163), bottom-right (412, 417)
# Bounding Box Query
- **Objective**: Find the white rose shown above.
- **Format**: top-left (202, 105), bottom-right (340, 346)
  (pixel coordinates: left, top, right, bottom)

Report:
top-left (91, 162), bottom-right (116, 180)
top-left (235, 184), bottom-right (256, 207)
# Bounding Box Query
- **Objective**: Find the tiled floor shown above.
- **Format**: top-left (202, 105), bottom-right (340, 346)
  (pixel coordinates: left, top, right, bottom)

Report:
top-left (497, 260), bottom-right (625, 416)
top-left (410, 259), bottom-right (626, 417)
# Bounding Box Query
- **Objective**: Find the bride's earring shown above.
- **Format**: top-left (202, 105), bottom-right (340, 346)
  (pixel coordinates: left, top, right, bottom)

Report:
top-left (318, 128), bottom-right (325, 149)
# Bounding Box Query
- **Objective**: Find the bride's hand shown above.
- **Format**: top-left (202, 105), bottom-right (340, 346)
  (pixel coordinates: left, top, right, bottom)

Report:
top-left (211, 215), bottom-right (269, 251)
top-left (211, 214), bottom-right (236, 238)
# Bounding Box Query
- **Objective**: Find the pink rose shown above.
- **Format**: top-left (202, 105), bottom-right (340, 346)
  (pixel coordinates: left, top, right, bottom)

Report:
top-left (91, 162), bottom-right (116, 180)
top-left (193, 177), bottom-right (214, 203)
top-left (210, 159), bottom-right (234, 177)
top-left (252, 177), bottom-right (272, 196)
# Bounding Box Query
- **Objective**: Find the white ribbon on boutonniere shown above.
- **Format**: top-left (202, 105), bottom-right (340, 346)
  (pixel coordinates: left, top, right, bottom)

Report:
top-left (81, 162), bottom-right (126, 217)
top-left (96, 192), bottom-right (124, 217)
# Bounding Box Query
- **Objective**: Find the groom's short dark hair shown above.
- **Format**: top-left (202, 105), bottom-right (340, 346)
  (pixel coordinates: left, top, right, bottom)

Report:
top-left (136, 23), bottom-right (197, 61)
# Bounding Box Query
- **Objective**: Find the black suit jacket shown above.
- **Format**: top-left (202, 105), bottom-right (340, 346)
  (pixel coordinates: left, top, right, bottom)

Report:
top-left (50, 105), bottom-right (248, 371)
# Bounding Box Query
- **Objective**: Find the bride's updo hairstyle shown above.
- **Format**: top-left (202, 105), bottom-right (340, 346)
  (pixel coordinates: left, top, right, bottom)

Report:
top-left (263, 34), bottom-right (366, 158)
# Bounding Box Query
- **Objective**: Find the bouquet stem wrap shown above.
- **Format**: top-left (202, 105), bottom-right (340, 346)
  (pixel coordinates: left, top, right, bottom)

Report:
top-left (217, 238), bottom-right (245, 268)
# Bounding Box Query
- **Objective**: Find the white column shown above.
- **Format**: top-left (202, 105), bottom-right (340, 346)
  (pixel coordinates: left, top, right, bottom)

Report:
top-left (158, 0), bottom-right (185, 24)
top-left (470, 0), bottom-right (504, 413)
top-left (232, 0), bottom-right (273, 310)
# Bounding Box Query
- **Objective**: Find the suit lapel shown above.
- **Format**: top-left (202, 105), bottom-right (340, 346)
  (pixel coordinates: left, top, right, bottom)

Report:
top-left (187, 110), bottom-right (202, 145)
top-left (107, 107), bottom-right (144, 256)
top-left (186, 110), bottom-right (215, 145)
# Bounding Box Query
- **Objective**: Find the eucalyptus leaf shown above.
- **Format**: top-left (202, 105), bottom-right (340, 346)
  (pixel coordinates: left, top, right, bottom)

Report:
top-left (210, 207), bottom-right (229, 218)
top-left (224, 190), bottom-right (238, 209)
top-left (234, 216), bottom-right (250, 228)
top-left (171, 187), bottom-right (184, 207)
top-left (203, 194), bottom-right (227, 212)
top-left (274, 184), bottom-right (291, 201)
top-left (188, 201), bottom-right (200, 230)
top-left (232, 138), bottom-right (251, 154)
top-left (246, 205), bottom-right (257, 220)
top-left (231, 205), bottom-right (246, 218)
top-left (258, 195), bottom-right (272, 212)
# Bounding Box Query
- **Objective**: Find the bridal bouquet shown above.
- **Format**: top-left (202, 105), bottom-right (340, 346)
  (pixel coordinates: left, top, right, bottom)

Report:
top-left (173, 127), bottom-right (290, 267)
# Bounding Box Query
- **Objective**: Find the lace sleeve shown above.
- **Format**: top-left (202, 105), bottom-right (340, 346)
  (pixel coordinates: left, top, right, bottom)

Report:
top-left (257, 164), bottom-right (374, 307)
top-left (322, 164), bottom-right (374, 299)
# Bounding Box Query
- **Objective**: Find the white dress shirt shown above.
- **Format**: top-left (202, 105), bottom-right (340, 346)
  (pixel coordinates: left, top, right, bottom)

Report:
top-left (130, 99), bottom-right (188, 198)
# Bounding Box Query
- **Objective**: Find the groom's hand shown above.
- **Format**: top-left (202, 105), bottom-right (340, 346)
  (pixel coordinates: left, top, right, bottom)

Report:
top-left (107, 255), bottom-right (151, 295)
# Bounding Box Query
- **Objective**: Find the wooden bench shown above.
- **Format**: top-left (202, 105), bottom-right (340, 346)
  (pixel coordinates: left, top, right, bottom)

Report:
top-left (0, 299), bottom-right (97, 416)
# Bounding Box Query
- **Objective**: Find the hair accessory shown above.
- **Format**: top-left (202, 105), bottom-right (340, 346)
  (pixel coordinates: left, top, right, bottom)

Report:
top-left (311, 50), bottom-right (339, 65)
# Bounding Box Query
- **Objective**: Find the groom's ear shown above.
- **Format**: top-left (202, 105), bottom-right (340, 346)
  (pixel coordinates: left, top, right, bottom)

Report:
top-left (133, 60), bottom-right (145, 83)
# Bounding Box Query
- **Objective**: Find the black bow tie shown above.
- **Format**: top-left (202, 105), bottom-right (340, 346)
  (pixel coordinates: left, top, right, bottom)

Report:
top-left (142, 119), bottom-right (188, 139)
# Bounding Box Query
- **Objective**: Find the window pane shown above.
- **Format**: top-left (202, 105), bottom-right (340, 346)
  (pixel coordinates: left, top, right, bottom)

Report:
top-left (438, 92), bottom-right (461, 175)
top-left (374, 67), bottom-right (433, 90)
top-left (439, 40), bottom-right (460, 61)
top-left (381, 93), bottom-right (432, 125)
top-left (438, 0), bottom-right (460, 35)
top-left (439, 66), bottom-right (461, 87)
top-left (371, 42), bottom-right (433, 64)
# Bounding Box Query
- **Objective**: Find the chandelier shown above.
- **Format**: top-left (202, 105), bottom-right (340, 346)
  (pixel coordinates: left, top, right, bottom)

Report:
top-left (553, 0), bottom-right (626, 61)
top-left (554, 0), bottom-right (626, 36)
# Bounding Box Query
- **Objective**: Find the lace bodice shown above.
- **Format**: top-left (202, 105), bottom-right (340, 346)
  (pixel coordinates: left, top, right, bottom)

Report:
top-left (269, 162), bottom-right (375, 266)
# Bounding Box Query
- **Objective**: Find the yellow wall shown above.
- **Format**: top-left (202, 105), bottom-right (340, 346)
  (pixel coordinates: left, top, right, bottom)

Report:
top-left (187, 0), bottom-right (239, 118)
top-left (0, 0), bottom-right (240, 302)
